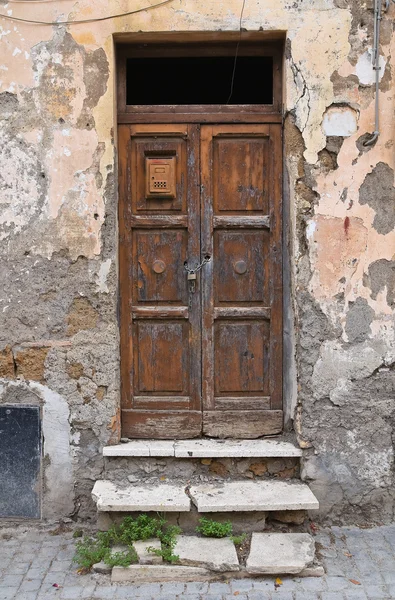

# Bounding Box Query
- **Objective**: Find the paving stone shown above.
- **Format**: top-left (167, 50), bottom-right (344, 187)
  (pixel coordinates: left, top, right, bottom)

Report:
top-left (0, 590), bottom-right (20, 600)
top-left (189, 480), bottom-right (319, 512)
top-left (160, 582), bottom-right (186, 594)
top-left (230, 579), bottom-right (255, 593)
top-left (174, 536), bottom-right (239, 572)
top-left (133, 539), bottom-right (163, 565)
top-left (325, 576), bottom-right (350, 590)
top-left (246, 533), bottom-right (315, 575)
top-left (344, 590), bottom-right (368, 600)
top-left (19, 580), bottom-right (42, 592)
top-left (92, 481), bottom-right (191, 512)
top-left (185, 581), bottom-right (209, 594)
top-left (301, 576), bottom-right (327, 590)
top-left (0, 575), bottom-right (24, 588)
top-left (266, 593), bottom-right (294, 600)
top-left (132, 582), bottom-right (162, 597)
top-left (322, 593), bottom-right (346, 600)
top-left (58, 585), bottom-right (95, 599)
top-left (15, 593), bottom-right (39, 600)
top-left (364, 584), bottom-right (391, 599)
top-left (92, 585), bottom-right (118, 598)
top-left (111, 565), bottom-right (212, 583)
top-left (207, 581), bottom-right (231, 594)
top-left (294, 593), bottom-right (322, 600)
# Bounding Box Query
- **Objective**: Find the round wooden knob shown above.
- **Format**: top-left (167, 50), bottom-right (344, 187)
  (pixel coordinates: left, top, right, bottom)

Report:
top-left (234, 260), bottom-right (247, 274)
top-left (152, 259), bottom-right (166, 274)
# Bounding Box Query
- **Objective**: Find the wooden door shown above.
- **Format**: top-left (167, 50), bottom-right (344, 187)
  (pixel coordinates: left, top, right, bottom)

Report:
top-left (119, 124), bottom-right (202, 438)
top-left (119, 123), bottom-right (283, 439)
top-left (200, 125), bottom-right (282, 438)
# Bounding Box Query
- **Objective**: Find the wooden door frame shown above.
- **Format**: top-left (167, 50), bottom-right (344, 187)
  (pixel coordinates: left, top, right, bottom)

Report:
top-left (116, 33), bottom-right (284, 125)
top-left (117, 34), bottom-right (285, 438)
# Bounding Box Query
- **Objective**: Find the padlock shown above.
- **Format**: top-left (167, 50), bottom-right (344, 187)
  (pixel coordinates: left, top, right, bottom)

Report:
top-left (187, 272), bottom-right (197, 281)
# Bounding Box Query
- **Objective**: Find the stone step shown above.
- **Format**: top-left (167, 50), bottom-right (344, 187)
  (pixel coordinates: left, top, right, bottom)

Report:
top-left (92, 479), bottom-right (318, 513)
top-left (92, 481), bottom-right (191, 512)
top-left (189, 480), bottom-right (319, 512)
top-left (103, 438), bottom-right (303, 458)
top-left (110, 533), bottom-right (320, 582)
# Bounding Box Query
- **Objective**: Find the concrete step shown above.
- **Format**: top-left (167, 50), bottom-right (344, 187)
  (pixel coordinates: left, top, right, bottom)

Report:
top-left (103, 438), bottom-right (303, 458)
top-left (92, 479), bottom-right (318, 513)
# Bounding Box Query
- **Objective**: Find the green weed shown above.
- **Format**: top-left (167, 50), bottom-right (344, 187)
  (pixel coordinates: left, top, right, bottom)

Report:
top-left (196, 517), bottom-right (233, 538)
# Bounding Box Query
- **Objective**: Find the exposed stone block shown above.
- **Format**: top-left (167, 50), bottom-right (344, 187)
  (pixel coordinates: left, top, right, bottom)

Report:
top-left (14, 347), bottom-right (49, 382)
top-left (112, 564), bottom-right (213, 583)
top-left (0, 345), bottom-right (15, 379)
top-left (246, 533), bottom-right (315, 575)
top-left (174, 536), bottom-right (239, 572)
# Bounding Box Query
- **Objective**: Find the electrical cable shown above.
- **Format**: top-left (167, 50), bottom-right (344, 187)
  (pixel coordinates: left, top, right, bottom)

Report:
top-left (0, 0), bottom-right (174, 25)
top-left (364, 0), bottom-right (381, 146)
top-left (226, 0), bottom-right (246, 104)
top-left (3, 0), bottom-right (73, 3)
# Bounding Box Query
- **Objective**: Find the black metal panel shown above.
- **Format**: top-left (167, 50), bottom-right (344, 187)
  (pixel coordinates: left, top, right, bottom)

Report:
top-left (0, 406), bottom-right (41, 518)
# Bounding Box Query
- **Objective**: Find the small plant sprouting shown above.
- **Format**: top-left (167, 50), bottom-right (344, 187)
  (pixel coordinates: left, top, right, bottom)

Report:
top-left (147, 524), bottom-right (181, 564)
top-left (196, 517), bottom-right (233, 538)
top-left (73, 514), bottom-right (181, 570)
top-left (73, 536), bottom-right (107, 570)
top-left (230, 533), bottom-right (247, 546)
top-left (103, 548), bottom-right (138, 568)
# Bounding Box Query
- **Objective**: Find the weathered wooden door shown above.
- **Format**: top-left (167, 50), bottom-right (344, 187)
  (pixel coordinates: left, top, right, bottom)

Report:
top-left (119, 123), bottom-right (282, 439)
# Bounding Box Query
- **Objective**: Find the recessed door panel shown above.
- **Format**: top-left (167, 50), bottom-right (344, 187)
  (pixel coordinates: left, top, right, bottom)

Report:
top-left (133, 230), bottom-right (188, 304)
top-left (134, 321), bottom-right (189, 394)
top-left (215, 321), bottom-right (269, 394)
top-left (214, 230), bottom-right (268, 304)
top-left (213, 137), bottom-right (269, 213)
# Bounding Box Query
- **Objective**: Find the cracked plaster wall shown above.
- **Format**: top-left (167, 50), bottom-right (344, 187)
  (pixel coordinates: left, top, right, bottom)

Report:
top-left (0, 0), bottom-right (394, 524)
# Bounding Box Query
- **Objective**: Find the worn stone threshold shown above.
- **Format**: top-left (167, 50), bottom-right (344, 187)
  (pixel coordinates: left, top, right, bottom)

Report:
top-left (103, 438), bottom-right (303, 458)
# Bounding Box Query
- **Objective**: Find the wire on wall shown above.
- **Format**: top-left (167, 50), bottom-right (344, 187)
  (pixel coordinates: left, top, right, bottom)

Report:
top-left (226, 0), bottom-right (246, 104)
top-left (0, 0), bottom-right (174, 25)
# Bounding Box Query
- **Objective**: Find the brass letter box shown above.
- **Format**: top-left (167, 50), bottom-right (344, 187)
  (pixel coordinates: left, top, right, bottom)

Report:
top-left (145, 157), bottom-right (176, 199)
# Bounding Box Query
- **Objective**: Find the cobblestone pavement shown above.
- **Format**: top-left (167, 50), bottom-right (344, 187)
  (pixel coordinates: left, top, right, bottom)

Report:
top-left (0, 524), bottom-right (394, 600)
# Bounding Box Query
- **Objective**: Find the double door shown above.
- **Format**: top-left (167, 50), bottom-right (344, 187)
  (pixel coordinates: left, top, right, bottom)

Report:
top-left (119, 123), bottom-right (282, 439)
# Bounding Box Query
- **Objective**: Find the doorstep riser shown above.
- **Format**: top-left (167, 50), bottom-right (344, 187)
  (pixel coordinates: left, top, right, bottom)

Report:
top-left (103, 455), bottom-right (300, 483)
top-left (97, 510), bottom-right (307, 534)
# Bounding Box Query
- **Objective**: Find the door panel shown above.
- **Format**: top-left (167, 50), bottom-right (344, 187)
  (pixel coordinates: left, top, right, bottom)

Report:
top-left (201, 124), bottom-right (283, 438)
top-left (119, 124), bottom-right (201, 438)
top-left (133, 230), bottom-right (188, 303)
top-left (214, 230), bottom-right (268, 303)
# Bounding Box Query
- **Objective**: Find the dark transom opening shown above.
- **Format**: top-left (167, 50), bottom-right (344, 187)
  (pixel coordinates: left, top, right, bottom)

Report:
top-left (126, 56), bottom-right (274, 106)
